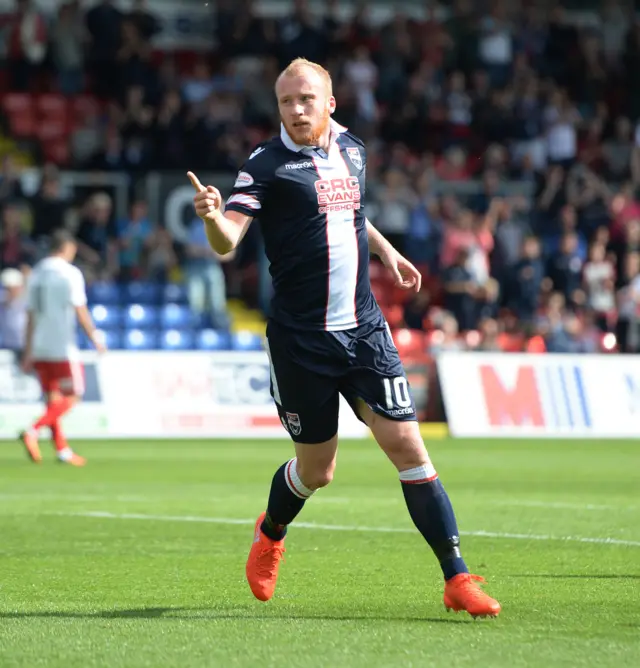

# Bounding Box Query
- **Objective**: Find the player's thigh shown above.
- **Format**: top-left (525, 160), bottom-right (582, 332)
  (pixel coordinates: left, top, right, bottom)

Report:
top-left (55, 361), bottom-right (85, 398)
top-left (356, 400), bottom-right (431, 472)
top-left (32, 362), bottom-right (54, 395)
top-left (265, 330), bottom-right (340, 445)
top-left (340, 340), bottom-right (428, 470)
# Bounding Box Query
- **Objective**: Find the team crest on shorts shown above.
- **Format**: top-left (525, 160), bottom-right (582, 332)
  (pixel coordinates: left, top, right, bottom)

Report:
top-left (346, 147), bottom-right (362, 170)
top-left (285, 412), bottom-right (302, 436)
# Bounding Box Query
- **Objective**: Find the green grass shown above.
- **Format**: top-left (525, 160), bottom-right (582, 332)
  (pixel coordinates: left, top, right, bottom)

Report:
top-left (0, 437), bottom-right (638, 668)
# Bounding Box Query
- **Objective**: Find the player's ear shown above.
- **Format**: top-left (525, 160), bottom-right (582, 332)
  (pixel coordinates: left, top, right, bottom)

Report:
top-left (328, 96), bottom-right (336, 115)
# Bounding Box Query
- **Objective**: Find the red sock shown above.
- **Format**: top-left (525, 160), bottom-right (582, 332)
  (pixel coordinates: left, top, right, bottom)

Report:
top-left (50, 420), bottom-right (69, 453)
top-left (33, 396), bottom-right (75, 431)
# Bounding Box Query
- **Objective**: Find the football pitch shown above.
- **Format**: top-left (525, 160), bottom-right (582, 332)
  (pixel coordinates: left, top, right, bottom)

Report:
top-left (0, 437), bottom-right (638, 668)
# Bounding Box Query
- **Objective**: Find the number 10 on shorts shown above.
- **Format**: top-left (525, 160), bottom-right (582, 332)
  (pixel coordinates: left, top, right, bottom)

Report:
top-left (383, 377), bottom-right (412, 409)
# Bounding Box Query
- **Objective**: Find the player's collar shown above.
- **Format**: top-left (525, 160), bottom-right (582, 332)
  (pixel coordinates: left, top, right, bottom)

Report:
top-left (280, 119), bottom-right (348, 153)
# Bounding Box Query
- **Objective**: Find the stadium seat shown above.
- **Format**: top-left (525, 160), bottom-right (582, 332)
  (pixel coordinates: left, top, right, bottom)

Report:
top-left (97, 328), bottom-right (123, 350)
top-left (123, 329), bottom-right (159, 350)
top-left (195, 329), bottom-right (232, 350)
top-left (87, 281), bottom-right (120, 305)
top-left (160, 304), bottom-right (195, 329)
top-left (371, 279), bottom-right (392, 306)
top-left (124, 304), bottom-right (160, 329)
top-left (79, 328), bottom-right (122, 350)
top-left (231, 330), bottom-right (264, 351)
top-left (391, 328), bottom-right (427, 360)
top-left (381, 304), bottom-right (404, 329)
top-left (160, 329), bottom-right (195, 350)
top-left (90, 304), bottom-right (122, 328)
top-left (124, 282), bottom-right (161, 305)
top-left (162, 283), bottom-right (188, 304)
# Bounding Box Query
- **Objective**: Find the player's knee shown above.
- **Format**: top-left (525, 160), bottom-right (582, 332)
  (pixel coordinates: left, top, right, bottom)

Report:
top-left (373, 418), bottom-right (429, 471)
top-left (298, 462), bottom-right (335, 490)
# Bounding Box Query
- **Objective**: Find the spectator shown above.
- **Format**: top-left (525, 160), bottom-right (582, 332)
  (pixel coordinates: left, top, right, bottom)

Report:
top-left (0, 203), bottom-right (34, 270)
top-left (583, 241), bottom-right (616, 330)
top-left (50, 1), bottom-right (85, 95)
top-left (372, 169), bottom-right (415, 252)
top-left (476, 317), bottom-right (502, 351)
top-left (116, 199), bottom-right (153, 280)
top-left (146, 227), bottom-right (178, 283)
top-left (184, 217), bottom-right (234, 328)
top-left (6, 0), bottom-right (47, 91)
top-left (75, 192), bottom-right (118, 280)
top-left (442, 247), bottom-right (477, 331)
top-left (29, 171), bottom-right (69, 244)
top-left (0, 156), bottom-right (24, 203)
top-left (86, 0), bottom-right (123, 98)
top-left (546, 231), bottom-right (585, 307)
top-left (510, 236), bottom-right (546, 322)
top-left (402, 288), bottom-right (431, 331)
top-left (616, 251), bottom-right (640, 352)
top-left (406, 172), bottom-right (443, 270)
top-left (428, 312), bottom-right (466, 355)
top-left (0, 267), bottom-right (27, 354)
top-left (546, 312), bottom-right (598, 353)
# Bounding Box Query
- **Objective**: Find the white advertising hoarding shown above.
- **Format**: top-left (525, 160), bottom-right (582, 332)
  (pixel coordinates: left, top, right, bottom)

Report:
top-left (0, 350), bottom-right (368, 440)
top-left (438, 352), bottom-right (640, 438)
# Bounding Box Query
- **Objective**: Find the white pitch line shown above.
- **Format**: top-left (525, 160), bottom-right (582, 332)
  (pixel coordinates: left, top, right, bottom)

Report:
top-left (494, 500), bottom-right (637, 512)
top-left (54, 511), bottom-right (640, 548)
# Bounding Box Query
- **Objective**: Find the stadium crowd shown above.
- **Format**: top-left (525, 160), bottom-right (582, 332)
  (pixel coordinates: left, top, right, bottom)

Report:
top-left (2, 0), bottom-right (640, 355)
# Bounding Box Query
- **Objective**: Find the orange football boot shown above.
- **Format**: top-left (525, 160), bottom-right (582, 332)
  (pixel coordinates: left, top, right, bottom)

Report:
top-left (444, 573), bottom-right (501, 618)
top-left (19, 430), bottom-right (42, 463)
top-left (245, 512), bottom-right (286, 601)
top-left (58, 452), bottom-right (87, 467)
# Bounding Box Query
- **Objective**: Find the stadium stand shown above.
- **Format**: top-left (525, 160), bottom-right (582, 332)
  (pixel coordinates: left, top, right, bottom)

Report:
top-left (1, 0), bottom-right (640, 359)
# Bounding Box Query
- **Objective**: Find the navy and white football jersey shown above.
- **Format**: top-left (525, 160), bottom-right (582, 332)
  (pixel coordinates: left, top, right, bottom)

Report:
top-left (225, 119), bottom-right (379, 331)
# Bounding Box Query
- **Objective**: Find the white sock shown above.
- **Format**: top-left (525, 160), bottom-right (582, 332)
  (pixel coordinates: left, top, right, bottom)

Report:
top-left (398, 461), bottom-right (438, 484)
top-left (57, 447), bottom-right (73, 461)
top-left (284, 458), bottom-right (315, 499)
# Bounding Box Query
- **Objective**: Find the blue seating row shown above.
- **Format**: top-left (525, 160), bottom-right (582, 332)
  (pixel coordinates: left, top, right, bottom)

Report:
top-left (78, 328), bottom-right (264, 351)
top-left (87, 281), bottom-right (188, 306)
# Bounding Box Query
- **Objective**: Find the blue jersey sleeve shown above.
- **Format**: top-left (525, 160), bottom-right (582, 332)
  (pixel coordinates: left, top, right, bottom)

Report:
top-left (224, 145), bottom-right (273, 218)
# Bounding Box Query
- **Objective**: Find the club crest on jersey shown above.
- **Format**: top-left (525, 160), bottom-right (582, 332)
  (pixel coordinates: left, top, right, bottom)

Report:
top-left (346, 147), bottom-right (362, 170)
top-left (234, 171), bottom-right (254, 188)
top-left (286, 412), bottom-right (301, 436)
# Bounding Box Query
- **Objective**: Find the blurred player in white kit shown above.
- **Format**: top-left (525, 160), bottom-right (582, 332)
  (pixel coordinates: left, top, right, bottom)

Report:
top-left (20, 230), bottom-right (105, 466)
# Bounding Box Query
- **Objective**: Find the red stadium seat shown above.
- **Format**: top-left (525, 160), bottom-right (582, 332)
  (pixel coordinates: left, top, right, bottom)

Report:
top-left (70, 95), bottom-right (102, 124)
top-left (2, 93), bottom-right (33, 115)
top-left (391, 328), bottom-right (427, 360)
top-left (371, 279), bottom-right (392, 306)
top-left (381, 304), bottom-right (404, 329)
top-left (41, 138), bottom-right (70, 166)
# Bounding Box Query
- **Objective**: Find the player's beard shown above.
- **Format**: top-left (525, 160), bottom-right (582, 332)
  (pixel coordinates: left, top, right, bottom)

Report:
top-left (284, 108), bottom-right (331, 147)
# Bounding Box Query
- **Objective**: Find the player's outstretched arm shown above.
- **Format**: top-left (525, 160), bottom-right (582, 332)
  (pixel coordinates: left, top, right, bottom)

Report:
top-left (21, 311), bottom-right (35, 372)
top-left (76, 305), bottom-right (106, 353)
top-left (187, 171), bottom-right (252, 255)
top-left (365, 219), bottom-right (421, 292)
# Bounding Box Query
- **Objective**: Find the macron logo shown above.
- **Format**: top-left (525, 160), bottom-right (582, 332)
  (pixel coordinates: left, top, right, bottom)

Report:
top-left (285, 161), bottom-right (314, 170)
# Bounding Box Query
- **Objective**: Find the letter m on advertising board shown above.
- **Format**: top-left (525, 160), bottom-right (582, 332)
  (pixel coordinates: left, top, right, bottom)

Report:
top-left (479, 365), bottom-right (544, 426)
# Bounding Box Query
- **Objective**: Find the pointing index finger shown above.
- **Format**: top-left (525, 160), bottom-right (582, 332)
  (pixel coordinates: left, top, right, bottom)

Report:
top-left (187, 171), bottom-right (205, 193)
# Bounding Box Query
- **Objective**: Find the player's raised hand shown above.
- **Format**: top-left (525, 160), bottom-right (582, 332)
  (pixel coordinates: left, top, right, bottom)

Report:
top-left (380, 249), bottom-right (422, 292)
top-left (187, 171), bottom-right (222, 222)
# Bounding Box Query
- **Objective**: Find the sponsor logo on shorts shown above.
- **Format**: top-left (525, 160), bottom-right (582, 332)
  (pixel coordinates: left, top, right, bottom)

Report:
top-left (233, 171), bottom-right (254, 187)
top-left (286, 411), bottom-right (302, 436)
top-left (387, 407), bottom-right (415, 417)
